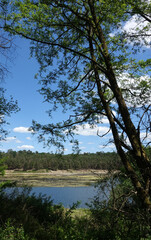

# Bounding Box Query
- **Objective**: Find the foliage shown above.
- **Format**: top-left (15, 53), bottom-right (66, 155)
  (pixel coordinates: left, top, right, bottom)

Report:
top-left (0, 1), bottom-right (151, 237)
top-left (89, 172), bottom-right (151, 240)
top-left (0, 0), bottom-right (19, 190)
top-left (0, 1), bottom-right (19, 141)
top-left (0, 155), bottom-right (6, 176)
top-left (5, 0), bottom-right (151, 208)
top-left (0, 0), bottom-right (13, 81)
top-left (0, 151), bottom-right (13, 189)
top-left (1, 146), bottom-right (151, 172)
top-left (0, 88), bottom-right (19, 141)
top-left (0, 176), bottom-right (151, 240)
top-left (0, 149), bottom-right (122, 171)
top-left (0, 187), bottom-right (96, 240)
top-left (0, 1), bottom-right (19, 194)
top-left (0, 220), bottom-right (33, 240)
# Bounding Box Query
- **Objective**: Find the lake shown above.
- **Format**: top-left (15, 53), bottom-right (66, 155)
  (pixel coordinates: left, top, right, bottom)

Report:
top-left (31, 186), bottom-right (98, 208)
top-left (4, 185), bottom-right (109, 208)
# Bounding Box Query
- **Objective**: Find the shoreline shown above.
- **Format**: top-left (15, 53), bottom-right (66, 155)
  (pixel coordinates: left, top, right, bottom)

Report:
top-left (0, 169), bottom-right (109, 187)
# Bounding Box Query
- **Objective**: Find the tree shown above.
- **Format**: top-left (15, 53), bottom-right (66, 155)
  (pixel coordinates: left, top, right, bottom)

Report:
top-left (0, 0), bottom-right (19, 141)
top-left (0, 88), bottom-right (19, 141)
top-left (6, 0), bottom-right (151, 209)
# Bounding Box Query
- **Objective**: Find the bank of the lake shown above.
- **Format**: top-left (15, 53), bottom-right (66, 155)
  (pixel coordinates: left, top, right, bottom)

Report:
top-left (0, 169), bottom-right (109, 187)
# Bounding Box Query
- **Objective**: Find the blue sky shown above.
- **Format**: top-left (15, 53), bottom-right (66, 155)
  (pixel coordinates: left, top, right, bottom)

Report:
top-left (1, 37), bottom-right (114, 154)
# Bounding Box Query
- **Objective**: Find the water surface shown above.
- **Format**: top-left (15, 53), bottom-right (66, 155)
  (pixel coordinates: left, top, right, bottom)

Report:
top-left (30, 186), bottom-right (98, 208)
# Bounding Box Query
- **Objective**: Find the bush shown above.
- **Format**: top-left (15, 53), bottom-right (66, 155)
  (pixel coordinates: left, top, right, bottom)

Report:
top-left (0, 220), bottom-right (34, 240)
top-left (0, 187), bottom-right (93, 240)
top-left (89, 173), bottom-right (151, 240)
top-left (1, 176), bottom-right (151, 240)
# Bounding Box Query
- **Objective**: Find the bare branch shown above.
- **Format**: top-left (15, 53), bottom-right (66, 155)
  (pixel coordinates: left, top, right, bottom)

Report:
top-left (97, 128), bottom-right (111, 138)
top-left (137, 104), bottom-right (151, 133)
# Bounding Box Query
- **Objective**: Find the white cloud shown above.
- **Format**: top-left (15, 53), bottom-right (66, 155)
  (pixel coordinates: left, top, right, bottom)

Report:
top-left (17, 145), bottom-right (34, 150)
top-left (101, 117), bottom-right (109, 124)
top-left (3, 137), bottom-right (21, 143)
top-left (99, 143), bottom-right (115, 151)
top-left (123, 14), bottom-right (151, 47)
top-left (13, 127), bottom-right (34, 133)
top-left (26, 137), bottom-right (31, 140)
top-left (80, 146), bottom-right (86, 149)
top-left (109, 32), bottom-right (115, 38)
top-left (117, 73), bottom-right (151, 106)
top-left (94, 113), bottom-right (111, 124)
top-left (0, 115), bottom-right (4, 123)
top-left (16, 139), bottom-right (22, 143)
top-left (123, 15), bottom-right (138, 32)
top-left (74, 124), bottom-right (110, 136)
top-left (110, 12), bottom-right (151, 48)
top-left (140, 132), bottom-right (151, 142)
top-left (69, 141), bottom-right (83, 146)
top-left (5, 137), bottom-right (16, 142)
top-left (69, 142), bottom-right (74, 146)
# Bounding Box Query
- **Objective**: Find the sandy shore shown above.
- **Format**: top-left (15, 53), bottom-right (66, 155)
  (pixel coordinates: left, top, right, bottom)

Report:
top-left (5, 169), bottom-right (108, 175)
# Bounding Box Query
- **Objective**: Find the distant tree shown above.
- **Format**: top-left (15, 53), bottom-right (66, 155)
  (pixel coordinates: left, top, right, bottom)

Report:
top-left (6, 0), bottom-right (151, 209)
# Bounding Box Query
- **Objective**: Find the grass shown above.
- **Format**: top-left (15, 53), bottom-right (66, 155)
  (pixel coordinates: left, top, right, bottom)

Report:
top-left (70, 208), bottom-right (91, 219)
top-left (0, 169), bottom-right (108, 187)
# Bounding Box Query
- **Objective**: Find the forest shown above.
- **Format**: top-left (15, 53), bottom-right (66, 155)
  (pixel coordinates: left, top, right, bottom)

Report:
top-left (1, 148), bottom-right (151, 171)
top-left (1, 150), bottom-right (122, 171)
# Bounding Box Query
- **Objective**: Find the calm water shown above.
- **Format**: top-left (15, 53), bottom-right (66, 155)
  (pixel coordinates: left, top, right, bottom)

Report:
top-left (4, 186), bottom-right (102, 208)
top-left (4, 182), bottom-right (112, 208)
top-left (30, 186), bottom-right (98, 208)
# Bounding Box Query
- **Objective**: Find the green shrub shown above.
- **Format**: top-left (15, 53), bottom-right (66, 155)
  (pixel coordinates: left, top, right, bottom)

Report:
top-left (0, 220), bottom-right (34, 240)
top-left (89, 173), bottom-right (151, 240)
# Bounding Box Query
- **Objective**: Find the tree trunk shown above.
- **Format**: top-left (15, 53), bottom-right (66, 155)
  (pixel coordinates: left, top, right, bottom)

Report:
top-left (87, 3), bottom-right (151, 208)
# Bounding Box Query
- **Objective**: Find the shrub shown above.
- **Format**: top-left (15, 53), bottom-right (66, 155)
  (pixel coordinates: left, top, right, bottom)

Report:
top-left (0, 220), bottom-right (34, 240)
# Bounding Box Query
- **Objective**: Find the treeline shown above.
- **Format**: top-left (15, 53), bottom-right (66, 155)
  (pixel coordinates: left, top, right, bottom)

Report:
top-left (0, 150), bottom-right (122, 171)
